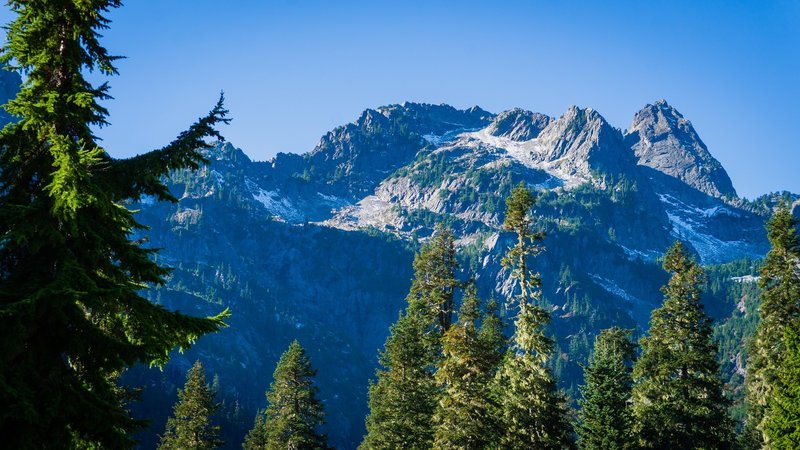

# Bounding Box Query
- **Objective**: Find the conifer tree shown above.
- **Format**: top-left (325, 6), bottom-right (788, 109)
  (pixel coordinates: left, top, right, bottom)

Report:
top-left (159, 360), bottom-right (224, 450)
top-left (763, 321), bottom-right (800, 449)
top-left (360, 304), bottom-right (438, 450)
top-left (0, 2), bottom-right (229, 447)
top-left (361, 225), bottom-right (459, 449)
top-left (409, 224), bottom-right (460, 334)
top-left (432, 282), bottom-right (503, 449)
top-left (747, 205), bottom-right (800, 445)
top-left (576, 327), bottom-right (636, 450)
top-left (478, 297), bottom-right (507, 379)
top-left (248, 341), bottom-right (329, 450)
top-left (632, 242), bottom-right (735, 449)
top-left (243, 414), bottom-right (268, 450)
top-left (495, 183), bottom-right (574, 449)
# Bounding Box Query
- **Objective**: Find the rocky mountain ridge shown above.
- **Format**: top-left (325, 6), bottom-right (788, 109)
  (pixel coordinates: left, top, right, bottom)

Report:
top-left (232, 100), bottom-right (768, 265)
top-left (119, 99), bottom-right (793, 448)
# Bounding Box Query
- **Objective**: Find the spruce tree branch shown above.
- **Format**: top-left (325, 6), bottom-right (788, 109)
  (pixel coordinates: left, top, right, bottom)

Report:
top-left (103, 93), bottom-right (230, 202)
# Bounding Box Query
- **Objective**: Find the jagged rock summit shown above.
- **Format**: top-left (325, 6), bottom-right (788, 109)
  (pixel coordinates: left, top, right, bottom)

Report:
top-left (625, 99), bottom-right (737, 199)
top-left (204, 99), bottom-right (769, 265)
top-left (486, 108), bottom-right (552, 141)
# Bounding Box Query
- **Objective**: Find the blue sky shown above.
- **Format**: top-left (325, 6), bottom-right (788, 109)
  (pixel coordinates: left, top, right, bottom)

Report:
top-left (2, 1), bottom-right (798, 198)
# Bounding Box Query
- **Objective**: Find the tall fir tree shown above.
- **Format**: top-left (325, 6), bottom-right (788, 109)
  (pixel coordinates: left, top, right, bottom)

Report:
top-left (243, 413), bottom-right (268, 450)
top-left (632, 242), bottom-right (735, 449)
top-left (0, 2), bottom-right (229, 448)
top-left (361, 225), bottom-right (460, 449)
top-left (409, 224), bottom-right (460, 334)
top-left (762, 320), bottom-right (800, 449)
top-left (746, 205), bottom-right (800, 446)
top-left (576, 327), bottom-right (636, 450)
top-left (432, 281), bottom-right (504, 449)
top-left (360, 304), bottom-right (438, 450)
top-left (246, 341), bottom-right (329, 450)
top-left (495, 183), bottom-right (574, 449)
top-left (159, 361), bottom-right (224, 450)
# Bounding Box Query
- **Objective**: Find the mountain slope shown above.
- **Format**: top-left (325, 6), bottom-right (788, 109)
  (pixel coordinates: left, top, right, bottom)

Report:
top-left (121, 100), bottom-right (783, 449)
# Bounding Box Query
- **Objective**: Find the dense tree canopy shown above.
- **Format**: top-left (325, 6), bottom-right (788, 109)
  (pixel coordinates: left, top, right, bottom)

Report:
top-left (432, 282), bottom-right (503, 449)
top-left (763, 321), bottom-right (800, 449)
top-left (747, 205), bottom-right (800, 446)
top-left (577, 327), bottom-right (636, 450)
top-left (632, 242), bottom-right (735, 449)
top-left (360, 226), bottom-right (458, 449)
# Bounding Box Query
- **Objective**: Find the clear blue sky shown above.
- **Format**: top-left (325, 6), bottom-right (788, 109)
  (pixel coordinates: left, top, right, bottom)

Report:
top-left (2, 1), bottom-right (798, 198)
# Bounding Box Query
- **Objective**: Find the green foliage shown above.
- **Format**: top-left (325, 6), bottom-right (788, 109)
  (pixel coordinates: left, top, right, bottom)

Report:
top-left (479, 298), bottom-right (508, 375)
top-left (247, 341), bottom-right (329, 450)
top-left (576, 327), bottom-right (636, 450)
top-left (496, 183), bottom-right (574, 449)
top-left (632, 242), bottom-right (735, 449)
top-left (0, 2), bottom-right (228, 447)
top-left (763, 322), bottom-right (800, 449)
top-left (409, 225), bottom-right (460, 333)
top-left (706, 258), bottom-right (762, 426)
top-left (432, 282), bottom-right (504, 449)
top-left (501, 182), bottom-right (545, 308)
top-left (243, 414), bottom-right (268, 450)
top-left (361, 226), bottom-right (460, 449)
top-left (159, 361), bottom-right (224, 450)
top-left (747, 205), bottom-right (800, 444)
top-left (360, 307), bottom-right (438, 450)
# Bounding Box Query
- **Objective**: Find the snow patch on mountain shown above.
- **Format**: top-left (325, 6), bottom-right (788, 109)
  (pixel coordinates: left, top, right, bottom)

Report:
top-left (589, 273), bottom-right (641, 306)
top-left (619, 244), bottom-right (661, 261)
top-left (462, 130), bottom-right (587, 188)
top-left (731, 275), bottom-right (760, 283)
top-left (657, 193), bottom-right (751, 263)
top-left (323, 194), bottom-right (403, 232)
top-left (246, 179), bottom-right (303, 222)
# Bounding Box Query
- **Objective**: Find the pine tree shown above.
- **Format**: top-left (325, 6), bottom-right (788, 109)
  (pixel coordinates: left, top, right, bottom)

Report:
top-left (360, 297), bottom-right (438, 449)
top-left (254, 340), bottom-right (328, 450)
top-left (632, 242), bottom-right (735, 449)
top-left (409, 224), bottom-right (460, 334)
top-left (0, 2), bottom-right (229, 448)
top-left (361, 226), bottom-right (459, 449)
top-left (159, 360), bottom-right (224, 450)
top-left (432, 281), bottom-right (503, 449)
top-left (763, 321), bottom-right (800, 448)
top-left (243, 413), bottom-right (268, 450)
top-left (576, 327), bottom-right (636, 450)
top-left (747, 205), bottom-right (800, 446)
top-left (495, 183), bottom-right (574, 449)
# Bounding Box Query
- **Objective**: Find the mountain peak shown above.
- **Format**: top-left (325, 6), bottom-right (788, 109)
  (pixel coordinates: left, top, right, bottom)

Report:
top-left (486, 108), bottom-right (552, 141)
top-left (528, 105), bottom-right (635, 179)
top-left (625, 101), bottom-right (737, 199)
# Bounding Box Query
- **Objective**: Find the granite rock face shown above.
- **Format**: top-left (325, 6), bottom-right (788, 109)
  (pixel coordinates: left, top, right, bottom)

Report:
top-left (486, 107), bottom-right (552, 141)
top-left (534, 105), bottom-right (637, 181)
top-left (625, 99), bottom-right (737, 199)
